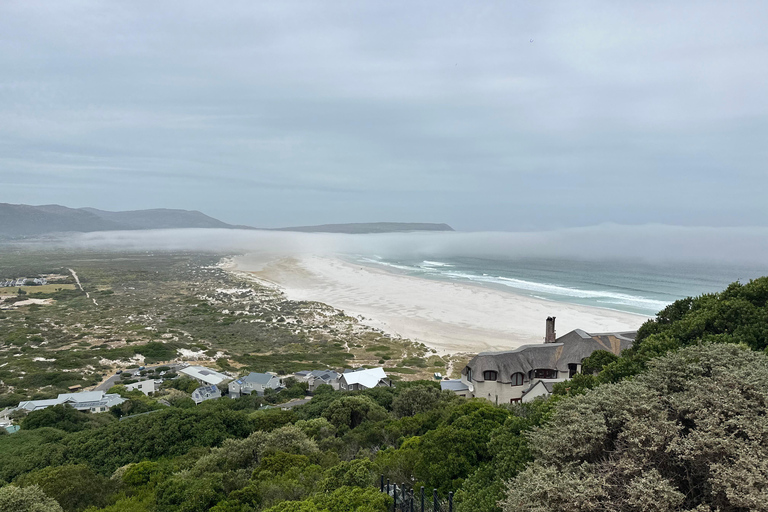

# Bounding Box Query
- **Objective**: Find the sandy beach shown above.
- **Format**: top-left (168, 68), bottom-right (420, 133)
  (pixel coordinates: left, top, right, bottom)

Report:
top-left (226, 253), bottom-right (649, 354)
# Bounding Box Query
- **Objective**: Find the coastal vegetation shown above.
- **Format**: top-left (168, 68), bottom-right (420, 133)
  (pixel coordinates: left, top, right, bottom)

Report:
top-left (0, 250), bottom-right (456, 407)
top-left (1, 248), bottom-right (767, 512)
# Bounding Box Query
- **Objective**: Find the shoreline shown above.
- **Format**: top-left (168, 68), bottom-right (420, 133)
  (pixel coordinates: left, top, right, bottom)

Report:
top-left (225, 253), bottom-right (650, 355)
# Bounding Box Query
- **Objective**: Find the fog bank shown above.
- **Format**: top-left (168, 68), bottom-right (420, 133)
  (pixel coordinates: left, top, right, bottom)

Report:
top-left (10, 224), bottom-right (768, 268)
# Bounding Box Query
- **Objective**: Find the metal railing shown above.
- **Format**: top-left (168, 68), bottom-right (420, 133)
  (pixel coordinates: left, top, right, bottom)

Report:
top-left (380, 476), bottom-right (453, 512)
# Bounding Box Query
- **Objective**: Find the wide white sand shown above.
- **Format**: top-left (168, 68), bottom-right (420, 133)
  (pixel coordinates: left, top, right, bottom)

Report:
top-left (226, 253), bottom-right (649, 354)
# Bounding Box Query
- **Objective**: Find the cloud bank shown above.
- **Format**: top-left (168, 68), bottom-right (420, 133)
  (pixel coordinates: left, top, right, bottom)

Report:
top-left (20, 225), bottom-right (768, 268)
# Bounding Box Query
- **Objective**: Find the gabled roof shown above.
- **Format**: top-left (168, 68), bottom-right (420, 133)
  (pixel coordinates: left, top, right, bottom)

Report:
top-left (523, 380), bottom-right (556, 396)
top-left (179, 366), bottom-right (230, 385)
top-left (464, 329), bottom-right (635, 384)
top-left (17, 391), bottom-right (126, 412)
top-left (240, 372), bottom-right (280, 385)
top-left (17, 398), bottom-right (60, 411)
top-left (340, 367), bottom-right (387, 388)
top-left (58, 391), bottom-right (106, 402)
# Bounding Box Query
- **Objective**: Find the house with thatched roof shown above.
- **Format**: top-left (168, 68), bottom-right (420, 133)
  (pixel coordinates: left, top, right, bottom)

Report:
top-left (456, 318), bottom-right (635, 405)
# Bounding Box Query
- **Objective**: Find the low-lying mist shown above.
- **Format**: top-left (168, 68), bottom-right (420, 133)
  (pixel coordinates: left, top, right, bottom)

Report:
top-left (9, 224), bottom-right (768, 268)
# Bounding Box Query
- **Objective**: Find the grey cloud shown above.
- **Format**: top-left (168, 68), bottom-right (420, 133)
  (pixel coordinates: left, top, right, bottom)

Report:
top-left (1, 1), bottom-right (767, 229)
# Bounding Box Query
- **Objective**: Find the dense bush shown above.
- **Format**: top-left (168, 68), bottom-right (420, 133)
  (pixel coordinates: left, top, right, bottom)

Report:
top-left (502, 344), bottom-right (768, 512)
top-left (22, 405), bottom-right (112, 433)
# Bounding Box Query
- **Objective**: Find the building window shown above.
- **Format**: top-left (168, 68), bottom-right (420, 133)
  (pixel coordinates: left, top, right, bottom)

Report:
top-left (533, 368), bottom-right (558, 379)
top-left (483, 370), bottom-right (498, 381)
top-left (466, 367), bottom-right (472, 382)
top-left (510, 398), bottom-right (521, 403)
top-left (568, 363), bottom-right (578, 378)
top-left (510, 372), bottom-right (524, 386)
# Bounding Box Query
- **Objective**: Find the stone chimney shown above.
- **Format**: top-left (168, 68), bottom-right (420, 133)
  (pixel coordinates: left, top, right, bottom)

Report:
top-left (545, 316), bottom-right (556, 343)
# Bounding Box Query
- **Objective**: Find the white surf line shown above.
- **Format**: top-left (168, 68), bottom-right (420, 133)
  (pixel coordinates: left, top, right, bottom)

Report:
top-left (68, 268), bottom-right (98, 305)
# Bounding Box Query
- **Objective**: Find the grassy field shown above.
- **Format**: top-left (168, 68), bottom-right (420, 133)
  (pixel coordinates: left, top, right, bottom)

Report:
top-left (0, 283), bottom-right (76, 295)
top-left (0, 249), bottom-right (462, 408)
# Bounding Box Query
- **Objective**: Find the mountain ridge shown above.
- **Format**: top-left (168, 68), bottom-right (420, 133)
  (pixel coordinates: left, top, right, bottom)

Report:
top-left (0, 203), bottom-right (454, 236)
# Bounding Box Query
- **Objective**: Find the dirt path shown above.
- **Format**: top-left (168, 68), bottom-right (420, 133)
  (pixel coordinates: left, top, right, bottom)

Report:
top-left (445, 359), bottom-right (455, 378)
top-left (68, 268), bottom-right (98, 305)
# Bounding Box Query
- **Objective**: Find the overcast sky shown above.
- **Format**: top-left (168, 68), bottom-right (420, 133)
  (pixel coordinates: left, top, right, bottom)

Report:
top-left (1, 1), bottom-right (766, 230)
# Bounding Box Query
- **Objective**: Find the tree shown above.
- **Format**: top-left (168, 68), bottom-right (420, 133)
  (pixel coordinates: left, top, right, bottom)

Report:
top-left (0, 484), bottom-right (63, 512)
top-left (320, 458), bottom-right (374, 491)
top-left (122, 460), bottom-right (162, 487)
top-left (21, 405), bottom-right (108, 433)
top-left (501, 343), bottom-right (768, 512)
top-left (579, 350), bottom-right (618, 375)
top-left (15, 464), bottom-right (116, 512)
top-left (591, 277), bottom-right (768, 385)
top-left (391, 386), bottom-right (442, 418)
top-left (155, 475), bottom-right (224, 512)
top-left (322, 396), bottom-right (388, 429)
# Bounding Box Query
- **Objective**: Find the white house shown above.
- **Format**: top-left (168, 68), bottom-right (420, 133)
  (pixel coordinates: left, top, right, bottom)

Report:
top-left (338, 367), bottom-right (390, 391)
top-left (229, 372), bottom-right (282, 398)
top-left (125, 380), bottom-right (157, 396)
top-left (179, 366), bottom-right (230, 386)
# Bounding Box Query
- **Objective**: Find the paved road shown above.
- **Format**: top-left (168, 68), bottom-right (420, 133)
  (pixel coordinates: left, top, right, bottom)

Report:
top-left (94, 363), bottom-right (184, 391)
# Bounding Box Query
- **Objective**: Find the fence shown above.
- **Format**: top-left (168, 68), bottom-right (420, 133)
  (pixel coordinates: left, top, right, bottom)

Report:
top-left (380, 476), bottom-right (453, 512)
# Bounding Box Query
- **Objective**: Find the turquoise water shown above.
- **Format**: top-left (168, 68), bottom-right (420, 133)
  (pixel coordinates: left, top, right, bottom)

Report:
top-left (355, 256), bottom-right (768, 316)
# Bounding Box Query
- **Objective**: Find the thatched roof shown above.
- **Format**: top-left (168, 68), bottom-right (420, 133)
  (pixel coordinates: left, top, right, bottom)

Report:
top-left (463, 330), bottom-right (635, 384)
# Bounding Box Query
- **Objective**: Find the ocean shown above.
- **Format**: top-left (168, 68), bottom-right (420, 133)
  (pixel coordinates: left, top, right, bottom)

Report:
top-left (354, 255), bottom-right (768, 316)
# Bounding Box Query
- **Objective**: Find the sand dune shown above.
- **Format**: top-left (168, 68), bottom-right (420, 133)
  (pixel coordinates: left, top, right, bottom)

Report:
top-left (226, 253), bottom-right (649, 354)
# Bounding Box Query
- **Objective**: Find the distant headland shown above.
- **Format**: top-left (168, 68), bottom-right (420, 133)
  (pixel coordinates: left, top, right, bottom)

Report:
top-left (0, 203), bottom-right (453, 237)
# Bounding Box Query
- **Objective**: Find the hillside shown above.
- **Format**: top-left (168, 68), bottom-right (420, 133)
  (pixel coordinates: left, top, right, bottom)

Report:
top-left (0, 203), bottom-right (455, 237)
top-left (80, 207), bottom-right (234, 230)
top-left (0, 204), bottom-right (236, 237)
top-left (0, 204), bottom-right (122, 236)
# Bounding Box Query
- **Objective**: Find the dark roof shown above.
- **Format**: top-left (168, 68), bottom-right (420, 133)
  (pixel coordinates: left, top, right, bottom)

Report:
top-left (464, 329), bottom-right (635, 384)
top-left (308, 370), bottom-right (339, 381)
top-left (242, 372), bottom-right (279, 385)
top-left (440, 379), bottom-right (469, 392)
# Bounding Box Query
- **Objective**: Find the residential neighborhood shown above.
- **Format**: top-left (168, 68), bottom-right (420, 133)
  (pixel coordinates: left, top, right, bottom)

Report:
top-left (0, 318), bottom-right (635, 430)
top-left (0, 277), bottom-right (47, 287)
top-left (0, 363), bottom-right (393, 429)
